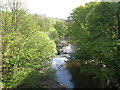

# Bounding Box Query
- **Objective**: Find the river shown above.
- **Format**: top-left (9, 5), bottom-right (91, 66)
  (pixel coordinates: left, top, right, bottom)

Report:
top-left (51, 43), bottom-right (76, 88)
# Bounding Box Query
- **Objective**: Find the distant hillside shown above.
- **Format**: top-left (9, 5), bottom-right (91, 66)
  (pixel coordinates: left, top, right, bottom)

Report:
top-left (48, 17), bottom-right (64, 25)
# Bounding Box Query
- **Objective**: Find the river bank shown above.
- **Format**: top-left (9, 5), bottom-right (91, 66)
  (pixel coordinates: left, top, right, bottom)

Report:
top-left (66, 61), bottom-right (106, 88)
top-left (41, 78), bottom-right (66, 89)
top-left (55, 39), bottom-right (99, 88)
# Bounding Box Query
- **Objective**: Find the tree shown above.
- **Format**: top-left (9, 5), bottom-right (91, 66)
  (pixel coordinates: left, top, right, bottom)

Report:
top-left (1, 0), bottom-right (57, 88)
top-left (33, 14), bottom-right (51, 32)
top-left (54, 20), bottom-right (68, 39)
top-left (68, 1), bottom-right (120, 87)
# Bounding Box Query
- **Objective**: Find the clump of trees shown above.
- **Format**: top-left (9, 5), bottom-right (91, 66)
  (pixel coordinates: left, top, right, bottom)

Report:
top-left (54, 20), bottom-right (68, 39)
top-left (68, 1), bottom-right (120, 87)
top-left (1, 0), bottom-right (58, 88)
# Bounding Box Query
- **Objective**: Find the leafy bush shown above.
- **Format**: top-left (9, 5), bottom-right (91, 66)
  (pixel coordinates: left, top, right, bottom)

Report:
top-left (1, 0), bottom-right (57, 88)
top-left (68, 1), bottom-right (120, 85)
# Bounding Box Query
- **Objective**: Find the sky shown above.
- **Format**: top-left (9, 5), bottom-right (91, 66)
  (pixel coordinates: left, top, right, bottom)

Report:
top-left (22, 0), bottom-right (101, 19)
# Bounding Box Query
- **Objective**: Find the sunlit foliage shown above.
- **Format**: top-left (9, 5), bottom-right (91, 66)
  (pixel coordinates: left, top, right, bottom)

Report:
top-left (68, 1), bottom-right (120, 86)
top-left (1, 0), bottom-right (57, 88)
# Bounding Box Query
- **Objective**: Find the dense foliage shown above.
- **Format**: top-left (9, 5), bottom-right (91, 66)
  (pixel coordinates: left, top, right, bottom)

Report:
top-left (68, 1), bottom-right (120, 87)
top-left (2, 0), bottom-right (120, 88)
top-left (54, 20), bottom-right (68, 39)
top-left (1, 0), bottom-right (59, 88)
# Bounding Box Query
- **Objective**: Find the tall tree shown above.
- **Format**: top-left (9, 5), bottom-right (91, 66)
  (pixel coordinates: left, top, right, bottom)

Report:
top-left (1, 0), bottom-right (57, 88)
top-left (68, 1), bottom-right (120, 86)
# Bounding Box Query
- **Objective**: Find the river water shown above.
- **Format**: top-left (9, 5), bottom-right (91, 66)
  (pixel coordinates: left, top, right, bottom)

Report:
top-left (51, 44), bottom-right (75, 88)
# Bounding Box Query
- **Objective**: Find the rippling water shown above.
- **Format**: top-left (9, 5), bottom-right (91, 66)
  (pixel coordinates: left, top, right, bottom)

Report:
top-left (51, 44), bottom-right (74, 88)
